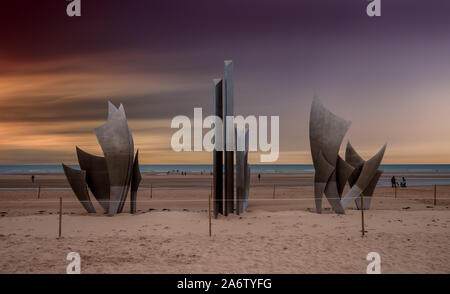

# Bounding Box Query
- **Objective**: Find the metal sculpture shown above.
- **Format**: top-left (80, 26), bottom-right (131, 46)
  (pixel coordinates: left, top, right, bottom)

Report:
top-left (62, 102), bottom-right (141, 216)
top-left (213, 60), bottom-right (251, 217)
top-left (309, 97), bottom-right (351, 214)
top-left (309, 97), bottom-right (386, 213)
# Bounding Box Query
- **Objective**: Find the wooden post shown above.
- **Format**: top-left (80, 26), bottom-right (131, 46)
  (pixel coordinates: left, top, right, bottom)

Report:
top-left (434, 184), bottom-right (437, 206)
top-left (208, 193), bottom-right (212, 237)
top-left (37, 184), bottom-right (41, 199)
top-left (58, 197), bottom-right (62, 238)
top-left (273, 184), bottom-right (276, 199)
top-left (361, 193), bottom-right (365, 237)
top-left (150, 184), bottom-right (153, 199)
top-left (210, 181), bottom-right (213, 217)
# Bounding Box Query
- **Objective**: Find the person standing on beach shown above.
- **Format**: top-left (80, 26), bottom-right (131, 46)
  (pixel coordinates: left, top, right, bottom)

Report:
top-left (31, 175), bottom-right (35, 183)
top-left (391, 176), bottom-right (396, 188)
top-left (258, 174), bottom-right (261, 181)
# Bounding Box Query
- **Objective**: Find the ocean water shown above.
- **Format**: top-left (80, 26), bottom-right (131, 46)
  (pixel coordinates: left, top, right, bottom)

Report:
top-left (1, 164), bottom-right (450, 174)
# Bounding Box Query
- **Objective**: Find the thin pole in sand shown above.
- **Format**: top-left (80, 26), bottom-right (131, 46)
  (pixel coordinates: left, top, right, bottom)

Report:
top-left (58, 197), bottom-right (62, 239)
top-left (150, 184), bottom-right (153, 199)
top-left (434, 184), bottom-right (437, 206)
top-left (360, 193), bottom-right (365, 237)
top-left (37, 184), bottom-right (41, 199)
top-left (208, 192), bottom-right (212, 237)
top-left (273, 184), bottom-right (276, 199)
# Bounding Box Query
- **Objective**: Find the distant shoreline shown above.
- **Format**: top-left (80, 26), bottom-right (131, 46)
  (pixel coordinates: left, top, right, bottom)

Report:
top-left (2, 164), bottom-right (450, 174)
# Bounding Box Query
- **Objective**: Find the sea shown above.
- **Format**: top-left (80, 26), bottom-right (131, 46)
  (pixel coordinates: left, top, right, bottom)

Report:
top-left (1, 164), bottom-right (450, 174)
top-left (1, 164), bottom-right (450, 188)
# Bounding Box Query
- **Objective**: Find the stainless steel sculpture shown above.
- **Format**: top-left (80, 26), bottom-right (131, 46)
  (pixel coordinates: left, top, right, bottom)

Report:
top-left (309, 97), bottom-right (351, 214)
top-left (341, 142), bottom-right (386, 210)
top-left (309, 97), bottom-right (386, 213)
top-left (62, 102), bottom-right (140, 216)
top-left (213, 60), bottom-right (251, 216)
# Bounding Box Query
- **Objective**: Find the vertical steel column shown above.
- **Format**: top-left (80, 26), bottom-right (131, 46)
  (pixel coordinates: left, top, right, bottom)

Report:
top-left (223, 60), bottom-right (234, 215)
top-left (213, 79), bottom-right (224, 217)
top-left (236, 128), bottom-right (249, 215)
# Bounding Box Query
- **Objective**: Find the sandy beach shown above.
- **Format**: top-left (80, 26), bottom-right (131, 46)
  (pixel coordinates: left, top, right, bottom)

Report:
top-left (1, 171), bottom-right (449, 273)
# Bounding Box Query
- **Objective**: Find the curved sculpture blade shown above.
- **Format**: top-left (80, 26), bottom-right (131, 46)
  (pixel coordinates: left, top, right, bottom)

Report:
top-left (314, 151), bottom-right (335, 213)
top-left (309, 97), bottom-right (351, 167)
top-left (130, 150), bottom-right (142, 214)
top-left (355, 169), bottom-right (383, 210)
top-left (341, 144), bottom-right (387, 209)
top-left (62, 164), bottom-right (96, 213)
top-left (323, 177), bottom-right (345, 214)
top-left (118, 120), bottom-right (135, 214)
top-left (94, 103), bottom-right (134, 216)
top-left (336, 155), bottom-right (354, 197)
top-left (76, 146), bottom-right (110, 213)
top-left (106, 101), bottom-right (133, 214)
top-left (363, 169), bottom-right (383, 197)
top-left (309, 97), bottom-right (350, 214)
top-left (345, 141), bottom-right (365, 168)
top-left (345, 141), bottom-right (365, 186)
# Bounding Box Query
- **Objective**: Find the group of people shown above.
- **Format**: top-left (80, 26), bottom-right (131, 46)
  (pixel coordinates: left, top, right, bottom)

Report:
top-left (391, 176), bottom-right (407, 188)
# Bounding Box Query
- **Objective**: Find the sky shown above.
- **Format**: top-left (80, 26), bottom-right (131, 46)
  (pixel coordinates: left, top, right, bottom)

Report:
top-left (1, 0), bottom-right (450, 164)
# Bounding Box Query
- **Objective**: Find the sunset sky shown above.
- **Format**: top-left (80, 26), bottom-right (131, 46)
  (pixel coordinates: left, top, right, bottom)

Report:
top-left (1, 0), bottom-right (450, 164)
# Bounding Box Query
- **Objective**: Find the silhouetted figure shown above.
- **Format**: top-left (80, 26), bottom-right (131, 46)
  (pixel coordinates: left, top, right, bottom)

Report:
top-left (391, 176), bottom-right (396, 188)
top-left (258, 174), bottom-right (261, 181)
top-left (31, 175), bottom-right (35, 183)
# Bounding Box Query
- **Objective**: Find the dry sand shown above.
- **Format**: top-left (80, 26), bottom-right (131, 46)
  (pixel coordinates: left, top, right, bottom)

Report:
top-left (0, 172), bottom-right (449, 273)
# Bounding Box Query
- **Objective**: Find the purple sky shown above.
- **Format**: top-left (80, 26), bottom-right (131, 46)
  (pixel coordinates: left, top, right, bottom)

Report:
top-left (1, 0), bottom-right (450, 164)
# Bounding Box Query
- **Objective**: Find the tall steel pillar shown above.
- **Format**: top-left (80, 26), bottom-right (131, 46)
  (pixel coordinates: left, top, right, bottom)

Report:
top-left (223, 60), bottom-right (234, 215)
top-left (213, 79), bottom-right (224, 217)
